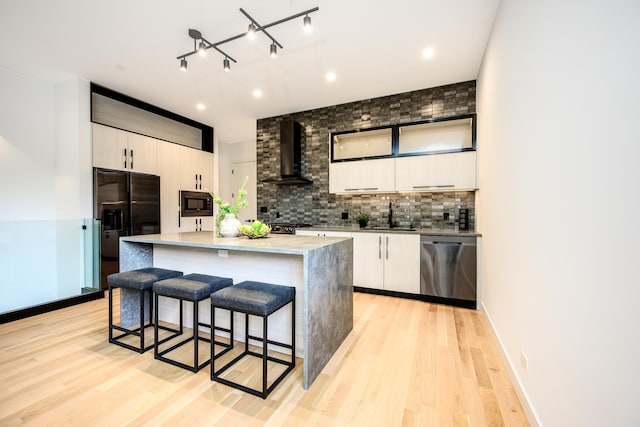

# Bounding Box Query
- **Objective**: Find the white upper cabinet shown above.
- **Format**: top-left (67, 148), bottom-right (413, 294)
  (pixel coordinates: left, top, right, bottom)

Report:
top-left (329, 114), bottom-right (477, 194)
top-left (398, 117), bottom-right (473, 155)
top-left (126, 133), bottom-right (158, 175)
top-left (329, 158), bottom-right (395, 194)
top-left (92, 123), bottom-right (157, 174)
top-left (332, 128), bottom-right (392, 161)
top-left (181, 146), bottom-right (213, 191)
top-left (395, 151), bottom-right (477, 192)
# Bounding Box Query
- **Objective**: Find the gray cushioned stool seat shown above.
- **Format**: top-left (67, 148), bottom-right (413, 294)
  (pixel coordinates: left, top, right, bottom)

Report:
top-left (210, 280), bottom-right (295, 399)
top-left (107, 267), bottom-right (183, 354)
top-left (108, 267), bottom-right (183, 290)
top-left (153, 273), bottom-right (233, 373)
top-left (154, 273), bottom-right (233, 301)
top-left (210, 280), bottom-right (295, 316)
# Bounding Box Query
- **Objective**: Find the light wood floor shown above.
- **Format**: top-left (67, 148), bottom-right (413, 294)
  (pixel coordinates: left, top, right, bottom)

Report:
top-left (0, 292), bottom-right (529, 426)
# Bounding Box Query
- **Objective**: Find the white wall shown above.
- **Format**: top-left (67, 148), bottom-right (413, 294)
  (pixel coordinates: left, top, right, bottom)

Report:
top-left (0, 69), bottom-right (92, 312)
top-left (216, 138), bottom-right (257, 218)
top-left (477, 1), bottom-right (640, 426)
top-left (0, 69), bottom-right (56, 220)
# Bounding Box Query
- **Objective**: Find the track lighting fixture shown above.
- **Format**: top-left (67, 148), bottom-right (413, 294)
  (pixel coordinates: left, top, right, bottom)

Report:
top-left (177, 6), bottom-right (318, 73)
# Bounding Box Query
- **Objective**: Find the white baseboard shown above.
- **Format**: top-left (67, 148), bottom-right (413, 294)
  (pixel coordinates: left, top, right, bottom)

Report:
top-left (481, 302), bottom-right (542, 427)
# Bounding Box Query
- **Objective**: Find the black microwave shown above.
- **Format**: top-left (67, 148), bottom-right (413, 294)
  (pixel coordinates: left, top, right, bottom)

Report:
top-left (180, 191), bottom-right (213, 217)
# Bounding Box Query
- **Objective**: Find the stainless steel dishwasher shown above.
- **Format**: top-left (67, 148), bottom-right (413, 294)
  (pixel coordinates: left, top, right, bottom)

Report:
top-left (420, 235), bottom-right (477, 308)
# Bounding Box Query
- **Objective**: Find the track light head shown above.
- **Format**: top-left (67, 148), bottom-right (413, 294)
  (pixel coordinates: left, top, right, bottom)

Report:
top-left (303, 15), bottom-right (312, 33)
top-left (223, 57), bottom-right (230, 72)
top-left (270, 43), bottom-right (277, 58)
top-left (247, 23), bottom-right (256, 40)
top-left (180, 58), bottom-right (188, 72)
top-left (198, 41), bottom-right (207, 57)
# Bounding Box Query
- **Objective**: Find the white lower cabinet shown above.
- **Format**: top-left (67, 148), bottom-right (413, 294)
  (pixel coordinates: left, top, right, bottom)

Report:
top-left (353, 233), bottom-right (420, 294)
top-left (296, 230), bottom-right (420, 295)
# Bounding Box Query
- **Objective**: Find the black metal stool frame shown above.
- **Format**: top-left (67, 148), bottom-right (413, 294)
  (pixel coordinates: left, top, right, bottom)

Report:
top-left (154, 293), bottom-right (233, 372)
top-left (108, 285), bottom-right (180, 354)
top-left (211, 299), bottom-right (295, 399)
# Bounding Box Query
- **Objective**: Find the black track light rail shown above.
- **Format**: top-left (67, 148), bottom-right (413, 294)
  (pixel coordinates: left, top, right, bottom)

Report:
top-left (176, 6), bottom-right (319, 64)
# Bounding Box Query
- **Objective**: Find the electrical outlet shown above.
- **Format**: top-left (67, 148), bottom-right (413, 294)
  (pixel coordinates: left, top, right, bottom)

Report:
top-left (520, 351), bottom-right (528, 373)
top-left (218, 250), bottom-right (228, 258)
top-left (341, 212), bottom-right (349, 220)
top-left (443, 212), bottom-right (449, 221)
top-left (260, 206), bottom-right (268, 213)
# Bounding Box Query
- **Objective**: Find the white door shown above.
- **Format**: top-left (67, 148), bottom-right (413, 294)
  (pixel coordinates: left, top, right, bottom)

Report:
top-left (232, 161), bottom-right (257, 224)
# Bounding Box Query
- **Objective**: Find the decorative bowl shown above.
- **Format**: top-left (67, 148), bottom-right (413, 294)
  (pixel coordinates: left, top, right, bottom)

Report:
top-left (238, 225), bottom-right (271, 239)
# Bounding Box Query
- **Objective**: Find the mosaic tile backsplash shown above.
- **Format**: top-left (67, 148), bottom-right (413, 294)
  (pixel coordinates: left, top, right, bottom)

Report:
top-left (256, 81), bottom-right (476, 230)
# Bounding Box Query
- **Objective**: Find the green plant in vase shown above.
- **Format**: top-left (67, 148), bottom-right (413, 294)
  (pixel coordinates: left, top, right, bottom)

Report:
top-left (208, 176), bottom-right (249, 237)
top-left (356, 213), bottom-right (369, 228)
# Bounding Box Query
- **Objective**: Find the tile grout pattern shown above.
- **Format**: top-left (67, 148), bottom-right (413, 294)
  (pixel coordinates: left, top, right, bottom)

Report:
top-left (256, 80), bottom-right (476, 230)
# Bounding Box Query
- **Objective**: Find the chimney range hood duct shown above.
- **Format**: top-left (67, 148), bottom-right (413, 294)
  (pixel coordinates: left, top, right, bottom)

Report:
top-left (263, 119), bottom-right (313, 185)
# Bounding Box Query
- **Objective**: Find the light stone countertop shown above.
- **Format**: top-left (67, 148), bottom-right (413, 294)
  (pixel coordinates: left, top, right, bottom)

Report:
top-left (302, 225), bottom-right (481, 237)
top-left (120, 231), bottom-right (352, 255)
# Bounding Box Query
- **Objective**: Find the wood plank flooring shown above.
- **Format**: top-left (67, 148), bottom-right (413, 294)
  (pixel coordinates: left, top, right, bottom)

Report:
top-left (0, 292), bottom-right (529, 426)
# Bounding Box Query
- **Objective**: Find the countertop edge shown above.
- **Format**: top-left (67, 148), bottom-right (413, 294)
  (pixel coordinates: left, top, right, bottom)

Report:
top-left (301, 226), bottom-right (481, 237)
top-left (120, 232), bottom-right (352, 255)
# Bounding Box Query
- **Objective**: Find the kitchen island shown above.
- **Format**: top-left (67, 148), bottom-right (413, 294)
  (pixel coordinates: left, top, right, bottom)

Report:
top-left (118, 231), bottom-right (353, 389)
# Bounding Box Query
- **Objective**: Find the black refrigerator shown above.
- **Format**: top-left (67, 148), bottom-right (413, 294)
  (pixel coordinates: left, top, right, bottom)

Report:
top-left (94, 168), bottom-right (161, 289)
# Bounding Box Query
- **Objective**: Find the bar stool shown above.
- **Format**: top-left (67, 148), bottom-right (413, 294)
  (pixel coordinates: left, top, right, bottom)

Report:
top-left (153, 273), bottom-right (233, 372)
top-left (108, 267), bottom-right (183, 353)
top-left (210, 280), bottom-right (296, 399)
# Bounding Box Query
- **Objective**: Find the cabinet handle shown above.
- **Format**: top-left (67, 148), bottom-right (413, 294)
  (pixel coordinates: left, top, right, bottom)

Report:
top-left (378, 236), bottom-right (382, 259)
top-left (130, 150), bottom-right (134, 169)
top-left (123, 148), bottom-right (127, 169)
top-left (362, 187), bottom-right (379, 191)
top-left (386, 236), bottom-right (389, 259)
top-left (345, 188), bottom-right (360, 191)
top-left (199, 174), bottom-right (202, 189)
top-left (436, 184), bottom-right (455, 188)
top-left (412, 185), bottom-right (433, 189)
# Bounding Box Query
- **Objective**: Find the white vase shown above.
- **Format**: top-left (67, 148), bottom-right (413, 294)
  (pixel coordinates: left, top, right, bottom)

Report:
top-left (219, 213), bottom-right (241, 237)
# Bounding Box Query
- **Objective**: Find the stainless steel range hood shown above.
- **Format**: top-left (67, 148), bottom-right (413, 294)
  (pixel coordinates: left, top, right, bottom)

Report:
top-left (263, 119), bottom-right (313, 185)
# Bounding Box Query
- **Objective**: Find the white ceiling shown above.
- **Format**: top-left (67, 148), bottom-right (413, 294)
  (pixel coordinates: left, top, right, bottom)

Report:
top-left (0, 0), bottom-right (499, 144)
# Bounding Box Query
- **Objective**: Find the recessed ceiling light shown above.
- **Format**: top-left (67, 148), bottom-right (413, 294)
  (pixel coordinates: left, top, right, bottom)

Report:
top-left (422, 48), bottom-right (435, 59)
top-left (196, 103), bottom-right (206, 110)
top-left (253, 89), bottom-right (263, 98)
top-left (326, 71), bottom-right (336, 82)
